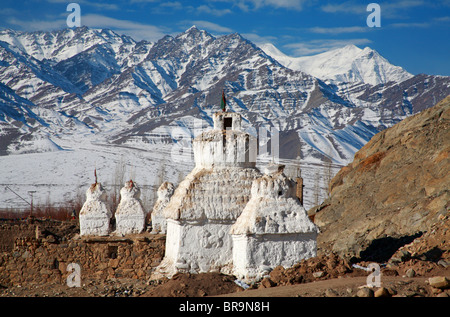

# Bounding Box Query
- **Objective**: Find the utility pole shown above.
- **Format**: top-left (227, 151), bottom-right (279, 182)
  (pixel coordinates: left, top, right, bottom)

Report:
top-left (4, 186), bottom-right (36, 218)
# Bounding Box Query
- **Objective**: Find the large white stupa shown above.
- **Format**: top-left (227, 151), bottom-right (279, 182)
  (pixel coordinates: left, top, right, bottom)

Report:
top-left (152, 110), bottom-right (261, 278)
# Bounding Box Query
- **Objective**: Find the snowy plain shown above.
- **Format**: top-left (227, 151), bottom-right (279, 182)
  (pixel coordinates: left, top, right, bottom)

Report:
top-left (0, 131), bottom-right (339, 213)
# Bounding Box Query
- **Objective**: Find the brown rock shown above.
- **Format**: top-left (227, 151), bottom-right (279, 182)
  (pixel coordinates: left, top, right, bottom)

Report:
top-left (109, 258), bottom-right (119, 268)
top-left (325, 288), bottom-right (339, 297)
top-left (357, 287), bottom-right (374, 297)
top-left (374, 287), bottom-right (391, 297)
top-left (387, 287), bottom-right (398, 296)
top-left (405, 268), bottom-right (416, 278)
top-left (259, 277), bottom-right (275, 288)
top-left (313, 271), bottom-right (324, 278)
top-left (45, 235), bottom-right (56, 243)
top-left (428, 276), bottom-right (450, 289)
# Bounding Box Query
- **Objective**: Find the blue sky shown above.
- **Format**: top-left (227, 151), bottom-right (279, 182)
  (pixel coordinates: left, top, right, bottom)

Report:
top-left (1, 0), bottom-right (449, 76)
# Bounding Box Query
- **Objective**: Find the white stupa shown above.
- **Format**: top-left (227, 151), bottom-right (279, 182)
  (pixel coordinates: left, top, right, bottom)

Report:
top-left (152, 111), bottom-right (262, 279)
top-left (79, 182), bottom-right (112, 236)
top-left (230, 163), bottom-right (318, 282)
top-left (114, 180), bottom-right (147, 235)
top-left (151, 181), bottom-right (175, 234)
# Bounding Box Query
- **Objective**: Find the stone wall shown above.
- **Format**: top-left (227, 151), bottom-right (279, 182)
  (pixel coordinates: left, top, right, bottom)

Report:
top-left (0, 232), bottom-right (165, 287)
top-left (0, 221), bottom-right (36, 253)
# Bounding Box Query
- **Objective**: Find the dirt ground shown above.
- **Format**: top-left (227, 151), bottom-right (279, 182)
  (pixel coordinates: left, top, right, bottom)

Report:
top-left (1, 254), bottom-right (448, 298)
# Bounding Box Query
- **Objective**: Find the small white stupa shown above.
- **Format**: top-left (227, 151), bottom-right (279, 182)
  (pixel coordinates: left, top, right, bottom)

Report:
top-left (114, 180), bottom-right (147, 235)
top-left (151, 181), bottom-right (175, 234)
top-left (79, 182), bottom-right (112, 236)
top-left (230, 163), bottom-right (318, 283)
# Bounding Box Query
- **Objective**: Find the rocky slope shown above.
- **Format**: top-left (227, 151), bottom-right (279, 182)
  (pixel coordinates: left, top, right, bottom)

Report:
top-left (313, 95), bottom-right (450, 261)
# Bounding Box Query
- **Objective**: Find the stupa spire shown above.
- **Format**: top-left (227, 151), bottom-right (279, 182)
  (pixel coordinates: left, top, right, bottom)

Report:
top-left (221, 89), bottom-right (226, 112)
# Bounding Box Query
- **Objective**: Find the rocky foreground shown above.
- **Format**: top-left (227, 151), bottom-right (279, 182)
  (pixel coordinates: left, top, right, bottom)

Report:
top-left (0, 247), bottom-right (448, 297)
top-left (0, 213), bottom-right (448, 297)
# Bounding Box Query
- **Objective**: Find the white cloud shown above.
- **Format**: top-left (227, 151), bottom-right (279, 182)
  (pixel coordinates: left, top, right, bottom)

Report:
top-left (380, 0), bottom-right (427, 18)
top-left (389, 22), bottom-right (430, 28)
top-left (434, 16), bottom-right (450, 22)
top-left (197, 5), bottom-right (232, 16)
top-left (81, 14), bottom-right (169, 41)
top-left (47, 0), bottom-right (119, 11)
top-left (6, 13), bottom-right (169, 42)
top-left (284, 38), bottom-right (372, 56)
top-left (321, 2), bottom-right (365, 14)
top-left (252, 0), bottom-right (307, 10)
top-left (185, 20), bottom-right (233, 34)
top-left (214, 0), bottom-right (309, 11)
top-left (6, 17), bottom-right (66, 31)
top-left (160, 1), bottom-right (184, 10)
top-left (321, 0), bottom-right (428, 18)
top-left (241, 32), bottom-right (277, 44)
top-left (308, 26), bottom-right (369, 34)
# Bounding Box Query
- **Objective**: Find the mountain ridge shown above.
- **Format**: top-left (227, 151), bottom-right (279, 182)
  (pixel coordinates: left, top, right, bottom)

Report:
top-left (0, 26), bottom-right (449, 211)
top-left (259, 42), bottom-right (414, 86)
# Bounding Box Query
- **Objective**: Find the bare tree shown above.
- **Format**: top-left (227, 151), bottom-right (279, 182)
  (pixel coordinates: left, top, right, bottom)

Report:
top-left (313, 169), bottom-right (321, 207)
top-left (111, 156), bottom-right (127, 212)
top-left (295, 145), bottom-right (304, 205)
top-left (324, 147), bottom-right (333, 199)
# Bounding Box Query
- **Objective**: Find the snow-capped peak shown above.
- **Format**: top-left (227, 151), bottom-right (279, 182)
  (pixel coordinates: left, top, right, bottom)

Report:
top-left (0, 27), bottom-right (139, 64)
top-left (259, 43), bottom-right (413, 86)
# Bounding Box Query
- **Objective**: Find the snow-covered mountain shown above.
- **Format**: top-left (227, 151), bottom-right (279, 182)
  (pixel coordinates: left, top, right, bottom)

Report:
top-left (1, 26), bottom-right (449, 212)
top-left (259, 43), bottom-right (413, 86)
